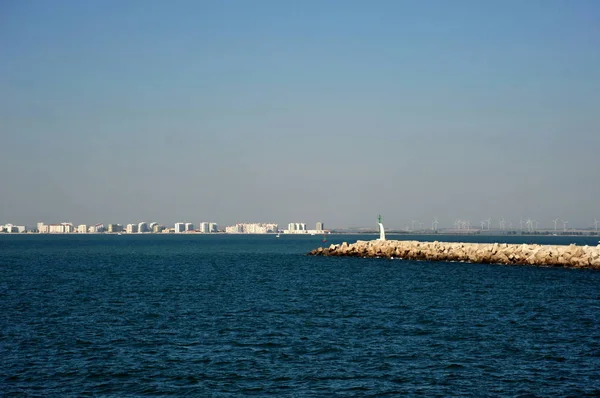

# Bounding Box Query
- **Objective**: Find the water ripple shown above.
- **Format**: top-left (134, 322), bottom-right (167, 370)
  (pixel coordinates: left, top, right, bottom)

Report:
top-left (2, 234), bottom-right (600, 396)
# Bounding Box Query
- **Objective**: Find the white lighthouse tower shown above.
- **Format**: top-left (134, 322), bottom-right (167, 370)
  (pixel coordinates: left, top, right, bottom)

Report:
top-left (378, 215), bottom-right (386, 241)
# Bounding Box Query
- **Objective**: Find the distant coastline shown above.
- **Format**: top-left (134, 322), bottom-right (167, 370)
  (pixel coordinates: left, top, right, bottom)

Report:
top-left (2, 230), bottom-right (599, 238)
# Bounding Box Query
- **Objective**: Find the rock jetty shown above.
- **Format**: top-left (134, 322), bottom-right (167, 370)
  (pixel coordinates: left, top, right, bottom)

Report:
top-left (308, 240), bottom-right (600, 269)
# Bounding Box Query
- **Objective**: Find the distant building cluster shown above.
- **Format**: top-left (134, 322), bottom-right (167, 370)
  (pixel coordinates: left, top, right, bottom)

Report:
top-left (2, 220), bottom-right (326, 235)
top-left (1, 224), bottom-right (26, 233)
top-left (288, 223), bottom-right (307, 231)
top-left (2, 221), bottom-right (220, 234)
top-left (225, 223), bottom-right (278, 234)
top-left (283, 222), bottom-right (325, 235)
top-left (37, 222), bottom-right (76, 233)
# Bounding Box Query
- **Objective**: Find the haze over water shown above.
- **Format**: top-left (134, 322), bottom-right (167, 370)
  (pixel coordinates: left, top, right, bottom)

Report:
top-left (2, 234), bottom-right (600, 396)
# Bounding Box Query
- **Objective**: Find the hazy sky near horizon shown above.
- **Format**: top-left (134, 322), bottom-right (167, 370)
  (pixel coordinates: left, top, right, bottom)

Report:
top-left (1, 0), bottom-right (599, 229)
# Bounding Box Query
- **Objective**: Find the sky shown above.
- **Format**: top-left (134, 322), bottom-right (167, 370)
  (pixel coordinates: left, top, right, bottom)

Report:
top-left (1, 0), bottom-right (599, 230)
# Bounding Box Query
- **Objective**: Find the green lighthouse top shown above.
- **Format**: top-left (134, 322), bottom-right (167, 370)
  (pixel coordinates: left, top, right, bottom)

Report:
top-left (378, 215), bottom-right (382, 224)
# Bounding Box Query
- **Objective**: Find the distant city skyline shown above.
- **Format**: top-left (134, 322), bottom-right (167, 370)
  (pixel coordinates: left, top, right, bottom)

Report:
top-left (2, 216), bottom-right (599, 233)
top-left (1, 1), bottom-right (598, 228)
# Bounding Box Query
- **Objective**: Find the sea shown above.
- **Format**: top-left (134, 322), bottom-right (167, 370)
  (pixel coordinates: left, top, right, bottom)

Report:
top-left (1, 233), bottom-right (600, 397)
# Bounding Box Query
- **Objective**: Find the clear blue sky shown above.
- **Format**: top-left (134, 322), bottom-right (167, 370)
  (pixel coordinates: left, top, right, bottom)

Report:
top-left (1, 0), bottom-right (599, 229)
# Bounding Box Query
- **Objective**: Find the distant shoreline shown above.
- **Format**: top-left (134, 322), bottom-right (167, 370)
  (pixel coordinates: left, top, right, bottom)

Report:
top-left (1, 231), bottom-right (599, 238)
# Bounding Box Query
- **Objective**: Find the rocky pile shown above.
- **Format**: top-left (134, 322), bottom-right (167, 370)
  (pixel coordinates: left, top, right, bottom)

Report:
top-left (308, 240), bottom-right (600, 269)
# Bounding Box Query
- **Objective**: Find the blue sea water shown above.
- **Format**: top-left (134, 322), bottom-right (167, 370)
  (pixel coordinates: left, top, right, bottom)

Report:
top-left (1, 234), bottom-right (600, 396)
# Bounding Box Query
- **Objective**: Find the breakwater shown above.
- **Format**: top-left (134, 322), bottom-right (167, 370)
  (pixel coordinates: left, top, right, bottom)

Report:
top-left (309, 239), bottom-right (600, 269)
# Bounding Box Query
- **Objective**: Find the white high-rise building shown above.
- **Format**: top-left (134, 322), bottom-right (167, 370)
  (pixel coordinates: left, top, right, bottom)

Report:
top-left (185, 223), bottom-right (194, 231)
top-left (107, 224), bottom-right (122, 233)
top-left (49, 224), bottom-right (64, 233)
top-left (284, 222), bottom-right (312, 234)
top-left (209, 223), bottom-right (218, 233)
top-left (200, 222), bottom-right (210, 233)
top-left (77, 224), bottom-right (87, 233)
top-left (126, 224), bottom-right (138, 234)
top-left (138, 222), bottom-right (149, 233)
top-left (288, 223), bottom-right (306, 232)
top-left (88, 224), bottom-right (104, 233)
top-left (47, 222), bottom-right (73, 233)
top-left (174, 223), bottom-right (186, 233)
top-left (316, 222), bottom-right (324, 231)
top-left (3, 224), bottom-right (19, 233)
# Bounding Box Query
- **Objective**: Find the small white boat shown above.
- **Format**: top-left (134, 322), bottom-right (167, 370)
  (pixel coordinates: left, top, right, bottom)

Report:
top-left (276, 233), bottom-right (280, 238)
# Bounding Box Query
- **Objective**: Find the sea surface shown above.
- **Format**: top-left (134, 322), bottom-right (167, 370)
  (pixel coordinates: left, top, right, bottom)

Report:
top-left (1, 234), bottom-right (600, 396)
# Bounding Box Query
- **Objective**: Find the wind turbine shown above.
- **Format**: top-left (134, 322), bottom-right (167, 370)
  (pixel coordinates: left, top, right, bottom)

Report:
top-left (486, 218), bottom-right (492, 230)
top-left (526, 219), bottom-right (533, 232)
top-left (552, 218), bottom-right (559, 232)
top-left (480, 220), bottom-right (486, 230)
top-left (499, 219), bottom-right (505, 230)
top-left (432, 218), bottom-right (439, 231)
top-left (563, 220), bottom-right (568, 232)
top-left (454, 219), bottom-right (461, 230)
